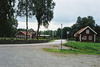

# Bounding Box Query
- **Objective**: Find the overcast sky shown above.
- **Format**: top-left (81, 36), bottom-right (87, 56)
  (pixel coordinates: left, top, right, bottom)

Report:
top-left (17, 0), bottom-right (100, 31)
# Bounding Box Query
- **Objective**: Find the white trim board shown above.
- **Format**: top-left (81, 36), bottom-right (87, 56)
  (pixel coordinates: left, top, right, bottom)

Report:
top-left (79, 26), bottom-right (97, 34)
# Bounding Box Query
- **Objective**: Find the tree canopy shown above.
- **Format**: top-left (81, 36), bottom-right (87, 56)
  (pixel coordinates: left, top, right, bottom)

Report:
top-left (33, 0), bottom-right (55, 40)
top-left (0, 0), bottom-right (18, 37)
top-left (72, 16), bottom-right (95, 30)
top-left (17, 0), bottom-right (34, 39)
top-left (71, 16), bottom-right (96, 37)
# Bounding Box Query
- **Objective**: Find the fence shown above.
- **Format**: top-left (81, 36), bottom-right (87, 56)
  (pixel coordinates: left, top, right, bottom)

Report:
top-left (0, 39), bottom-right (53, 44)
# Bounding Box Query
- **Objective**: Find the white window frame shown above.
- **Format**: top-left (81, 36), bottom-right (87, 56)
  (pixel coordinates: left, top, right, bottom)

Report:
top-left (82, 36), bottom-right (87, 40)
top-left (88, 36), bottom-right (92, 40)
top-left (86, 29), bottom-right (89, 34)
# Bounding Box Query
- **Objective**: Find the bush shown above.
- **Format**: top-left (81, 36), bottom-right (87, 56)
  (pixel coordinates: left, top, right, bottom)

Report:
top-left (96, 38), bottom-right (100, 43)
top-left (68, 38), bottom-right (75, 41)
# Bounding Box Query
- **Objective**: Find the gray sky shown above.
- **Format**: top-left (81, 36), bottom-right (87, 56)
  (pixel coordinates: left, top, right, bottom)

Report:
top-left (17, 0), bottom-right (100, 31)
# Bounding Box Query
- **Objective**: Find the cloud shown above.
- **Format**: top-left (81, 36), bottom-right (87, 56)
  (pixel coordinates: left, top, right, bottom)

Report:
top-left (17, 0), bottom-right (100, 30)
top-left (53, 0), bottom-right (100, 24)
top-left (18, 21), bottom-right (74, 31)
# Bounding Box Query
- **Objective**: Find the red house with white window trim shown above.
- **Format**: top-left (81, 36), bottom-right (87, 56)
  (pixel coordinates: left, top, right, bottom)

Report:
top-left (74, 26), bottom-right (97, 42)
top-left (15, 31), bottom-right (32, 39)
top-left (29, 29), bottom-right (36, 38)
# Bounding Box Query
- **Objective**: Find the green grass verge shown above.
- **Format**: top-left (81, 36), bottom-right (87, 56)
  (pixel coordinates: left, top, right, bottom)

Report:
top-left (43, 41), bottom-right (100, 55)
top-left (43, 48), bottom-right (83, 54)
top-left (48, 40), bottom-right (55, 43)
top-left (65, 41), bottom-right (100, 51)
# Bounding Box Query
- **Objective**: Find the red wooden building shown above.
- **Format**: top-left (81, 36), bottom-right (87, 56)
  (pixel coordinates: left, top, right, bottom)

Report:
top-left (74, 26), bottom-right (97, 42)
top-left (29, 29), bottom-right (36, 38)
top-left (15, 31), bottom-right (32, 39)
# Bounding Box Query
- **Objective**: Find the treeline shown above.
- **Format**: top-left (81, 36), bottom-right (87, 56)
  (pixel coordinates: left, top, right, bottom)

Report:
top-left (0, 0), bottom-right (18, 37)
top-left (71, 16), bottom-right (100, 38)
top-left (39, 27), bottom-right (71, 39)
top-left (0, 0), bottom-right (55, 39)
top-left (40, 16), bottom-right (100, 39)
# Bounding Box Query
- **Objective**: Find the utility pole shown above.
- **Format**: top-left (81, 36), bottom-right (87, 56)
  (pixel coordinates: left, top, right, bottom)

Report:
top-left (61, 24), bottom-right (62, 51)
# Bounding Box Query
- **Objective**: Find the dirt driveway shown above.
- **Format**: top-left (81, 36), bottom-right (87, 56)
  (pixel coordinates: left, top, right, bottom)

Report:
top-left (0, 40), bottom-right (99, 67)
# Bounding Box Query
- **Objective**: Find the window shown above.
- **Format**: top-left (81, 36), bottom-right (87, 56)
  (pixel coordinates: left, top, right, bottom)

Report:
top-left (89, 36), bottom-right (92, 40)
top-left (82, 36), bottom-right (87, 40)
top-left (86, 29), bottom-right (89, 34)
top-left (18, 35), bottom-right (19, 37)
top-left (23, 35), bottom-right (24, 38)
top-left (21, 35), bottom-right (22, 37)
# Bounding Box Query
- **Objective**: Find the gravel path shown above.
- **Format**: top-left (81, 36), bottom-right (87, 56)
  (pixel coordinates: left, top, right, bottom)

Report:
top-left (0, 40), bottom-right (99, 67)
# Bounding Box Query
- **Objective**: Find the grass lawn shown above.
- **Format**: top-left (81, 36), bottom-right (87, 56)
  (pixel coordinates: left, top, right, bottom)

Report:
top-left (44, 41), bottom-right (100, 55)
top-left (48, 40), bottom-right (55, 43)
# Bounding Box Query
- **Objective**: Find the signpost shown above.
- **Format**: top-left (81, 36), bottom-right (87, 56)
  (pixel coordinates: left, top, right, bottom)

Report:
top-left (67, 31), bottom-right (69, 40)
top-left (61, 24), bottom-right (62, 51)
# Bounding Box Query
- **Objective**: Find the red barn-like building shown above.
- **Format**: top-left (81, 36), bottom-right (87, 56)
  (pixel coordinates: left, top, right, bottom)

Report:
top-left (15, 29), bottom-right (36, 39)
top-left (15, 31), bottom-right (32, 39)
top-left (74, 26), bottom-right (97, 42)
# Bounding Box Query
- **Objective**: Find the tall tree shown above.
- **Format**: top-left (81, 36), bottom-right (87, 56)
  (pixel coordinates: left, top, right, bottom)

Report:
top-left (56, 28), bottom-right (61, 38)
top-left (33, 0), bottom-right (55, 40)
top-left (0, 0), bottom-right (18, 37)
top-left (17, 0), bottom-right (34, 39)
top-left (62, 27), bottom-right (71, 39)
top-left (71, 16), bottom-right (95, 38)
top-left (76, 16), bottom-right (95, 29)
top-left (95, 24), bottom-right (100, 38)
top-left (76, 16), bottom-right (82, 29)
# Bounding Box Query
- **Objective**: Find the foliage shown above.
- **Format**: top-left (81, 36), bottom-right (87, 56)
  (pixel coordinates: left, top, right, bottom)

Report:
top-left (73, 16), bottom-right (95, 30)
top-left (68, 38), bottom-right (76, 41)
top-left (17, 28), bottom-right (26, 32)
top-left (17, 0), bottom-right (34, 17)
top-left (43, 48), bottom-right (85, 54)
top-left (55, 16), bottom-right (100, 39)
top-left (48, 39), bottom-right (55, 43)
top-left (62, 27), bottom-right (71, 39)
top-left (43, 41), bottom-right (100, 55)
top-left (0, 0), bottom-right (18, 37)
top-left (95, 24), bottom-right (100, 38)
top-left (71, 16), bottom-right (96, 37)
top-left (33, 0), bottom-right (55, 40)
top-left (56, 28), bottom-right (61, 38)
top-left (96, 38), bottom-right (100, 43)
top-left (65, 41), bottom-right (100, 54)
top-left (17, 0), bottom-right (34, 39)
top-left (40, 30), bottom-right (55, 38)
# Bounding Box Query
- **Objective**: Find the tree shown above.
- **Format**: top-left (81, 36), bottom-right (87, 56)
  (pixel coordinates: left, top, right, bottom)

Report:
top-left (33, 0), bottom-right (55, 40)
top-left (56, 28), bottom-right (61, 38)
top-left (76, 16), bottom-right (82, 29)
top-left (0, 0), bottom-right (18, 37)
top-left (62, 27), bottom-right (71, 39)
top-left (75, 16), bottom-right (95, 29)
top-left (95, 24), bottom-right (100, 38)
top-left (17, 0), bottom-right (34, 39)
top-left (71, 16), bottom-right (96, 37)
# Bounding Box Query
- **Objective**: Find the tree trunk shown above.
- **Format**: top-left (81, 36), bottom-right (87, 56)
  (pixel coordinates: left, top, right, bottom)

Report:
top-left (26, 0), bottom-right (28, 40)
top-left (37, 23), bottom-right (40, 40)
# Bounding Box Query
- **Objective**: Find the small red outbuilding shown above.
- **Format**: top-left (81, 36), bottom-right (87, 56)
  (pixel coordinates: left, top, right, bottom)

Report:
top-left (74, 26), bottom-right (97, 42)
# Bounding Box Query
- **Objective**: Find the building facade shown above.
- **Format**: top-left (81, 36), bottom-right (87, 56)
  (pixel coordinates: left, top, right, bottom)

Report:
top-left (74, 26), bottom-right (97, 42)
top-left (15, 31), bottom-right (32, 39)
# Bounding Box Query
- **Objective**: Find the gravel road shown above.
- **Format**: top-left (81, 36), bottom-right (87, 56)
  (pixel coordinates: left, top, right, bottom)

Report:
top-left (0, 39), bottom-right (66, 47)
top-left (0, 40), bottom-right (99, 67)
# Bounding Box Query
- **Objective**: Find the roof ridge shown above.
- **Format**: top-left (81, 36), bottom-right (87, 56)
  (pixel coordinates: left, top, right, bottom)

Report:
top-left (74, 26), bottom-right (97, 37)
